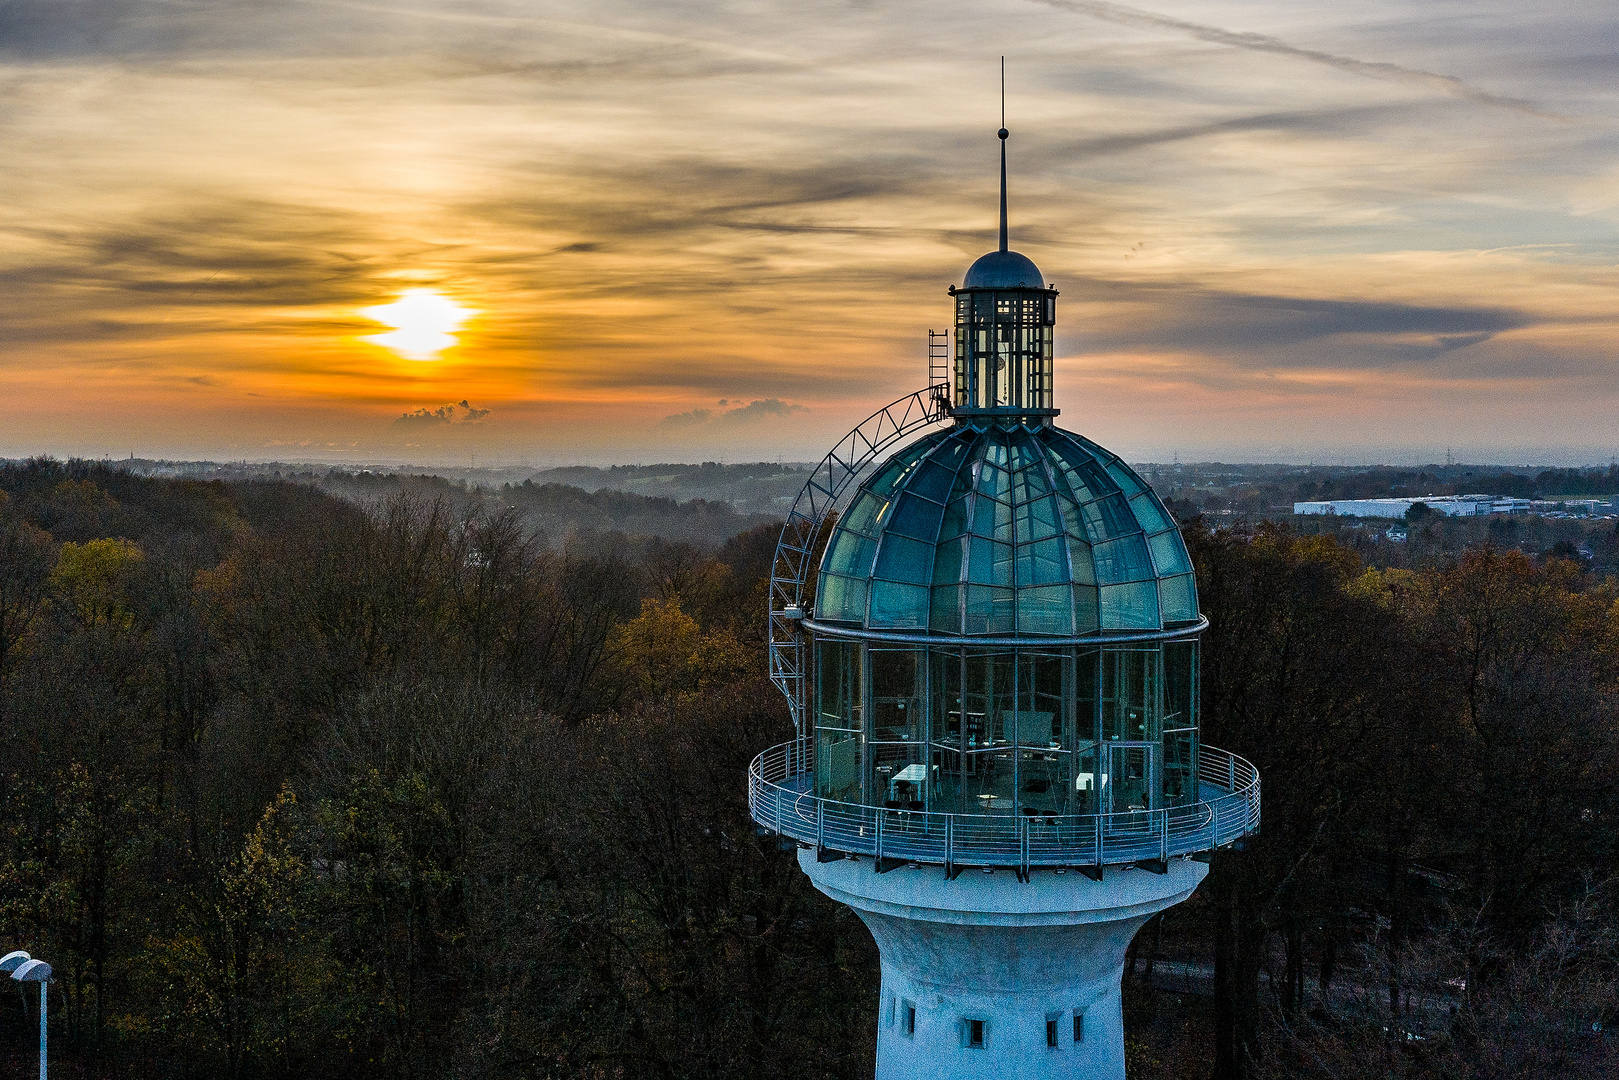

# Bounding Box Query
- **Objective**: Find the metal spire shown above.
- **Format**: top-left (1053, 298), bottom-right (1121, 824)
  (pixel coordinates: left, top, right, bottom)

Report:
top-left (998, 57), bottom-right (1008, 253)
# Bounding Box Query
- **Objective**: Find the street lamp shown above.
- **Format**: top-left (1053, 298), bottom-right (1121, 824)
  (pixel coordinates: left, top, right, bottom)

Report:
top-left (1, 951), bottom-right (50, 1080)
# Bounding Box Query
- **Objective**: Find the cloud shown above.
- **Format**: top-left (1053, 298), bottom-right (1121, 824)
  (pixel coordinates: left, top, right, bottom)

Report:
top-left (659, 398), bottom-right (807, 431)
top-left (392, 400), bottom-right (491, 429)
top-left (1029, 0), bottom-right (1568, 119)
top-left (1072, 285), bottom-right (1537, 369)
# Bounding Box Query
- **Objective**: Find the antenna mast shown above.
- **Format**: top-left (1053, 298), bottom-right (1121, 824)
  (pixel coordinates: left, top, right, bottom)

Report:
top-left (998, 57), bottom-right (1008, 253)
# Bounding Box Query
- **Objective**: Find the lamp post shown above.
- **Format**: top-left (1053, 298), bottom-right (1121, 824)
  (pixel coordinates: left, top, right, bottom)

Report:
top-left (1, 951), bottom-right (50, 1080)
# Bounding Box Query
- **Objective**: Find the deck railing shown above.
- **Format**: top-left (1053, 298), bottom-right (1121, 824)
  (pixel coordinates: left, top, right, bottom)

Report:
top-left (749, 741), bottom-right (1259, 877)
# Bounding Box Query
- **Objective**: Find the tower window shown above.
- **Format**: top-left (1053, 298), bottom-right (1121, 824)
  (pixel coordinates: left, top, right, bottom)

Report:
top-left (902, 1001), bottom-right (916, 1038)
top-left (961, 1017), bottom-right (986, 1048)
top-left (1046, 1017), bottom-right (1059, 1048)
top-left (1073, 1011), bottom-right (1084, 1043)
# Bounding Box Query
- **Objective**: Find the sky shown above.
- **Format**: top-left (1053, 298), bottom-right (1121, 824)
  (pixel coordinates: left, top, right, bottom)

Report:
top-left (3, 0), bottom-right (1618, 467)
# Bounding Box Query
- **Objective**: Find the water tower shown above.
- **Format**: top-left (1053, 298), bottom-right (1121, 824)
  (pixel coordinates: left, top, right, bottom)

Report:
top-left (749, 123), bottom-right (1260, 1079)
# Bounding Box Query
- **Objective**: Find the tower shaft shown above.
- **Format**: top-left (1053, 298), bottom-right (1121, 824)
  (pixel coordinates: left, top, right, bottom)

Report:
top-left (802, 853), bottom-right (1207, 1079)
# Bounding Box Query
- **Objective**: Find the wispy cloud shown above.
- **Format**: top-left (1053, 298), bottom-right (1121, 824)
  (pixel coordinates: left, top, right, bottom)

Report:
top-left (1028, 0), bottom-right (1569, 119)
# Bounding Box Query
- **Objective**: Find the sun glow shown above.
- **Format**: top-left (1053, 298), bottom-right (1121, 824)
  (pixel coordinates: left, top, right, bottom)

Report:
top-left (361, 289), bottom-right (471, 361)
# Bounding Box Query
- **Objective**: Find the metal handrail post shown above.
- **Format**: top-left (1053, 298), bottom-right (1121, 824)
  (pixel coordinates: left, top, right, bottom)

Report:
top-left (816, 799), bottom-right (825, 850)
top-left (875, 809), bottom-right (885, 865)
top-left (1159, 809), bottom-right (1169, 863)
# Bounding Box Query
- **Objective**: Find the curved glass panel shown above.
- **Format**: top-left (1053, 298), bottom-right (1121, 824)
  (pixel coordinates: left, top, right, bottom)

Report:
top-left (874, 534), bottom-right (935, 584)
top-left (1018, 585), bottom-right (1074, 635)
top-left (1080, 493), bottom-right (1138, 542)
top-left (1129, 492), bottom-right (1174, 536)
top-left (842, 491), bottom-right (888, 536)
top-left (823, 529), bottom-right (876, 578)
top-left (932, 535), bottom-right (964, 585)
top-left (817, 572), bottom-right (868, 623)
top-left (869, 580), bottom-right (929, 629)
top-left (1017, 537), bottom-right (1067, 587)
top-left (1159, 573), bottom-right (1198, 624)
top-left (1148, 529), bottom-right (1193, 577)
top-left (1092, 534), bottom-right (1154, 584)
top-left (1099, 580), bottom-right (1161, 630)
top-left (814, 423), bottom-right (1197, 635)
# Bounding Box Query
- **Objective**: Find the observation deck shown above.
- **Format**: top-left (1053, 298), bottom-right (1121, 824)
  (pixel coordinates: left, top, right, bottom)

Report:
top-left (750, 741), bottom-right (1258, 880)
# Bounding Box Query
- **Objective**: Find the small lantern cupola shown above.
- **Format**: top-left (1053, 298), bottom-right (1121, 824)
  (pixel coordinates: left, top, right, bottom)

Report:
top-left (950, 124), bottom-right (1058, 417)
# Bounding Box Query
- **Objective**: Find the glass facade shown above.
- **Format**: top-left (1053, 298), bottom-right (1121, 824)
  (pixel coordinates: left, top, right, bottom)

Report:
top-left (811, 637), bottom-right (1200, 816)
top-left (816, 423), bottom-right (1196, 635)
top-left (953, 289), bottom-right (1056, 411)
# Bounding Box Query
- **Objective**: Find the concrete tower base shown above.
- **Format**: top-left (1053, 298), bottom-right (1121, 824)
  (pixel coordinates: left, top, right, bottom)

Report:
top-left (800, 850), bottom-right (1207, 1080)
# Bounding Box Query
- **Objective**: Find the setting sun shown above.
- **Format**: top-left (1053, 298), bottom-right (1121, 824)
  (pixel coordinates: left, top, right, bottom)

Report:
top-left (361, 289), bottom-right (471, 361)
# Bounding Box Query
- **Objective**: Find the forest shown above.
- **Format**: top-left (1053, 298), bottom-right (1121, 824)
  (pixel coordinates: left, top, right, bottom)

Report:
top-left (0, 457), bottom-right (1616, 1079)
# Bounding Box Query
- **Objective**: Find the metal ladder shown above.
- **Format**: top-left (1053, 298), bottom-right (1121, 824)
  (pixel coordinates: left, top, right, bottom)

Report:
top-left (928, 329), bottom-right (951, 405)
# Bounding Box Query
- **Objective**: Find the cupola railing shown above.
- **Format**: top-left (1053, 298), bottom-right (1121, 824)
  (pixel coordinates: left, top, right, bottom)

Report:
top-left (749, 741), bottom-right (1260, 881)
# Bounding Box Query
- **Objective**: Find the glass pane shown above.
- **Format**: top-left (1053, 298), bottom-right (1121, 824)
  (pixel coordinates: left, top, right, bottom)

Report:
top-left (932, 536), bottom-right (964, 585)
top-left (985, 437), bottom-right (1009, 470)
top-left (1162, 639), bottom-right (1197, 733)
top-left (868, 454), bottom-right (917, 497)
top-left (964, 650), bottom-right (1017, 810)
top-left (940, 496), bottom-right (969, 541)
top-left (976, 462), bottom-right (1009, 501)
top-left (889, 493), bottom-right (946, 542)
top-left (1092, 534), bottom-right (1154, 584)
top-left (1159, 573), bottom-right (1198, 623)
top-left (910, 461), bottom-right (955, 503)
top-left (1017, 537), bottom-right (1067, 586)
top-left (1163, 728), bottom-right (1196, 807)
top-left (1080, 493), bottom-right (1137, 542)
top-left (968, 493), bottom-right (995, 538)
top-left (1104, 459), bottom-right (1149, 498)
top-left (1017, 585), bottom-right (1074, 635)
top-left (1074, 584), bottom-right (1100, 634)
top-left (871, 648), bottom-right (924, 741)
top-left (1015, 495), bottom-right (1062, 541)
top-left (1099, 581), bottom-right (1161, 630)
top-left (967, 536), bottom-right (1013, 586)
top-left (1066, 535), bottom-right (1096, 586)
top-left (817, 728), bottom-right (862, 802)
top-left (874, 534), bottom-right (935, 585)
top-left (1057, 491), bottom-right (1084, 536)
top-left (1130, 493), bottom-right (1173, 536)
top-left (815, 639), bottom-right (862, 801)
top-left (1147, 529), bottom-right (1192, 576)
top-left (842, 491), bottom-right (888, 536)
top-left (823, 529), bottom-right (876, 577)
top-left (816, 572), bottom-right (868, 623)
top-left (869, 581), bottom-right (929, 629)
top-left (928, 649), bottom-right (962, 811)
top-left (1101, 648), bottom-right (1162, 743)
top-left (964, 585), bottom-right (1015, 634)
top-left (933, 434), bottom-right (972, 472)
top-left (930, 585), bottom-right (961, 633)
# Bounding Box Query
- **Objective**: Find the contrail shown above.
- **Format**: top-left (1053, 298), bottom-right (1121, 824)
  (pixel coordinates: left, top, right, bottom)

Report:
top-left (1029, 0), bottom-right (1566, 121)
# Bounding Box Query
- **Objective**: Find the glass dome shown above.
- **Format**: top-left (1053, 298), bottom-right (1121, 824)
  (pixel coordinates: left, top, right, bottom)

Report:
top-left (815, 422), bottom-right (1197, 636)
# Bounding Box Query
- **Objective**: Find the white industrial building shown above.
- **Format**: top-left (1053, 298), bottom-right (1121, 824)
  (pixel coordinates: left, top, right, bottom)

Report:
top-left (1293, 494), bottom-right (1531, 518)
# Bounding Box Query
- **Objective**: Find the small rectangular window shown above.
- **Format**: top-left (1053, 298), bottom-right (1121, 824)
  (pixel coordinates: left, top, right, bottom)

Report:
top-left (962, 1017), bottom-right (986, 1048)
top-left (1073, 1011), bottom-right (1084, 1043)
top-left (1046, 1018), bottom-right (1059, 1048)
top-left (902, 1001), bottom-right (915, 1038)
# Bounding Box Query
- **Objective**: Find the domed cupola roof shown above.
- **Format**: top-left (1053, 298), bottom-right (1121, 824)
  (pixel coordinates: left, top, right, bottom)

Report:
top-left (815, 424), bottom-right (1197, 636)
top-left (962, 249), bottom-right (1044, 290)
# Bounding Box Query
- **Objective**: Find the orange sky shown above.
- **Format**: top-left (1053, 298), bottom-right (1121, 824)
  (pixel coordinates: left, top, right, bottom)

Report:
top-left (3, 0), bottom-right (1619, 466)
